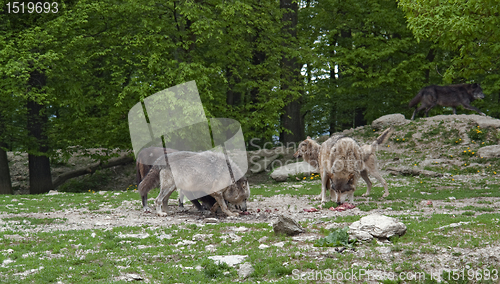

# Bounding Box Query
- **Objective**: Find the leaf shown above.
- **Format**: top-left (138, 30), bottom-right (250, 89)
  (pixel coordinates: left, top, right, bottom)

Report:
top-left (314, 227), bottom-right (357, 248)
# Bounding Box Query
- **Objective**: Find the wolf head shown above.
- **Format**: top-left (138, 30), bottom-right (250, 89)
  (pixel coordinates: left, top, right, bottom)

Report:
top-left (471, 83), bottom-right (485, 100)
top-left (294, 136), bottom-right (313, 159)
top-left (329, 138), bottom-right (363, 205)
top-left (223, 177), bottom-right (250, 212)
top-left (330, 172), bottom-right (357, 205)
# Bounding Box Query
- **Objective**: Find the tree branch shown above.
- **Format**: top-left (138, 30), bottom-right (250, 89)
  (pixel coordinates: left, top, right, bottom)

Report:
top-left (52, 154), bottom-right (134, 188)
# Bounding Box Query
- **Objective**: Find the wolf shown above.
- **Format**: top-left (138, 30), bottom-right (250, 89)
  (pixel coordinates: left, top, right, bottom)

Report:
top-left (294, 128), bottom-right (393, 205)
top-left (409, 83), bottom-right (486, 120)
top-left (138, 151), bottom-right (250, 217)
top-left (135, 147), bottom-right (216, 212)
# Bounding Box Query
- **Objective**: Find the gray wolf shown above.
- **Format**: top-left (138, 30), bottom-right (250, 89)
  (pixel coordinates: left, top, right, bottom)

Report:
top-left (138, 151), bottom-right (250, 217)
top-left (294, 128), bottom-right (393, 205)
top-left (135, 147), bottom-right (216, 212)
top-left (409, 83), bottom-right (485, 120)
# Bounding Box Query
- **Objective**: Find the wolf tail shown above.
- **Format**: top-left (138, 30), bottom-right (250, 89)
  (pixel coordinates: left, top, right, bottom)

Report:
top-left (138, 165), bottom-right (161, 197)
top-left (370, 127), bottom-right (394, 149)
top-left (408, 91), bottom-right (423, 108)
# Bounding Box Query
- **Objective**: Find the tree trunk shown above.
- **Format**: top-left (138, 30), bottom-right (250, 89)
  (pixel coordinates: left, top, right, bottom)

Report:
top-left (279, 0), bottom-right (304, 144)
top-left (0, 145), bottom-right (12, 195)
top-left (0, 109), bottom-right (13, 194)
top-left (27, 69), bottom-right (53, 194)
top-left (226, 67), bottom-right (241, 106)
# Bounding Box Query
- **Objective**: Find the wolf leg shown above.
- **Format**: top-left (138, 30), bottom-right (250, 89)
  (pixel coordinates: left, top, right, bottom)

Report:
top-left (211, 192), bottom-right (237, 217)
top-left (320, 169), bottom-right (329, 205)
top-left (411, 105), bottom-right (428, 120)
top-left (424, 103), bottom-right (437, 117)
top-left (370, 169), bottom-right (389, 197)
top-left (142, 195), bottom-right (151, 213)
top-left (461, 103), bottom-right (485, 116)
top-left (154, 184), bottom-right (176, 215)
top-left (360, 170), bottom-right (372, 197)
top-left (178, 190), bottom-right (185, 210)
top-left (348, 190), bottom-right (355, 204)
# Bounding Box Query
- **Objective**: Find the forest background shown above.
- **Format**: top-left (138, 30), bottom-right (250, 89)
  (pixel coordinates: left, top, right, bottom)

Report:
top-left (1, 0), bottom-right (499, 194)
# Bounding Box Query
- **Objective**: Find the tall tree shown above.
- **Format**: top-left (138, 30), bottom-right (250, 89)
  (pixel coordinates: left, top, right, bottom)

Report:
top-left (26, 69), bottom-right (53, 194)
top-left (300, 0), bottom-right (445, 136)
top-left (279, 0), bottom-right (305, 143)
top-left (0, 111), bottom-right (12, 194)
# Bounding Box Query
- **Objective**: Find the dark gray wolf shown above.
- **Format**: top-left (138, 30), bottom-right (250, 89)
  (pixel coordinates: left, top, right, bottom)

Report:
top-left (409, 83), bottom-right (486, 120)
top-left (135, 147), bottom-right (216, 212)
top-left (294, 128), bottom-right (393, 205)
top-left (138, 151), bottom-right (250, 217)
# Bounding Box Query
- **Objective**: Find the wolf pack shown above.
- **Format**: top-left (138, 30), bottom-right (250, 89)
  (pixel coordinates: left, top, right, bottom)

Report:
top-left (136, 83), bottom-right (486, 217)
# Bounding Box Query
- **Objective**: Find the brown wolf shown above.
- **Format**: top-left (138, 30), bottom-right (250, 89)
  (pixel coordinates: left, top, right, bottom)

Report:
top-left (135, 147), bottom-right (216, 212)
top-left (409, 83), bottom-right (485, 120)
top-left (138, 151), bottom-right (250, 217)
top-left (294, 128), bottom-right (393, 205)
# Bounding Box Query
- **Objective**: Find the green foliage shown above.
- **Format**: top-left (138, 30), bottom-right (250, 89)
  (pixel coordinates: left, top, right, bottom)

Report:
top-left (398, 0), bottom-right (500, 117)
top-left (468, 126), bottom-right (487, 142)
top-left (202, 258), bottom-right (235, 279)
top-left (314, 227), bottom-right (357, 248)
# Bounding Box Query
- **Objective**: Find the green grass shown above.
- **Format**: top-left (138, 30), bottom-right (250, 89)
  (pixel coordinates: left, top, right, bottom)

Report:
top-left (1, 164), bottom-right (500, 283)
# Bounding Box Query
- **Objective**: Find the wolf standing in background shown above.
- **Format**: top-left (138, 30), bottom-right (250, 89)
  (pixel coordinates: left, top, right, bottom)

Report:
top-left (409, 83), bottom-right (486, 120)
top-left (294, 128), bottom-right (393, 205)
top-left (138, 151), bottom-right (250, 217)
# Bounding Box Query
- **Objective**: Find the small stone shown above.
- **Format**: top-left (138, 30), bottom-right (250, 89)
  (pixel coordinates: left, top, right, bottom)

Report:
top-left (238, 262), bottom-right (254, 279)
top-left (258, 244), bottom-right (270, 249)
top-left (272, 215), bottom-right (305, 236)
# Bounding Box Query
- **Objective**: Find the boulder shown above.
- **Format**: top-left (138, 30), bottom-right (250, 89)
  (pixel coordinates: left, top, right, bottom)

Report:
top-left (270, 161), bottom-right (317, 182)
top-left (349, 214), bottom-right (406, 241)
top-left (272, 215), bottom-right (305, 236)
top-left (477, 145), bottom-right (500, 158)
top-left (249, 154), bottom-right (279, 174)
top-left (371, 114), bottom-right (410, 130)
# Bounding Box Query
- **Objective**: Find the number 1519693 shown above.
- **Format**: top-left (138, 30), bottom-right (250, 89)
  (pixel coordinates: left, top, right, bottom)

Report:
top-left (6, 2), bottom-right (58, 13)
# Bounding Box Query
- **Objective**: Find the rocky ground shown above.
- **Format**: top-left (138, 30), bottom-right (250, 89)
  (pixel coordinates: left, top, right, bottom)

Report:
top-left (3, 113), bottom-right (500, 283)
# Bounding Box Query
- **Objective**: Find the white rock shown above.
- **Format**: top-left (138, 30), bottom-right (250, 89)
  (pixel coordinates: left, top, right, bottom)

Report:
top-left (371, 114), bottom-right (410, 130)
top-left (477, 145), bottom-right (500, 158)
top-left (238, 262), bottom-right (254, 278)
top-left (208, 255), bottom-right (247, 267)
top-left (273, 242), bottom-right (285, 248)
top-left (205, 244), bottom-right (216, 252)
top-left (349, 214), bottom-right (406, 240)
top-left (258, 244), bottom-right (270, 249)
top-left (258, 236), bottom-right (268, 243)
